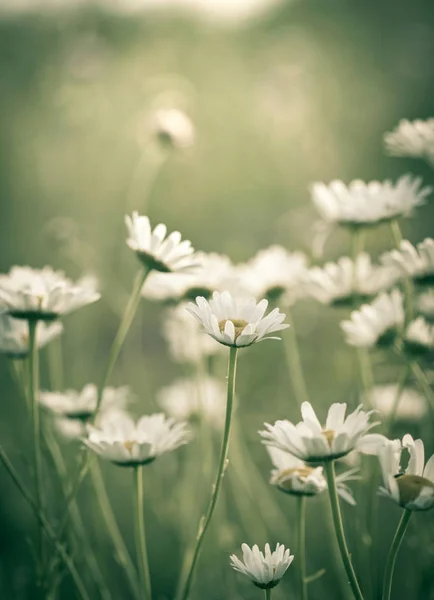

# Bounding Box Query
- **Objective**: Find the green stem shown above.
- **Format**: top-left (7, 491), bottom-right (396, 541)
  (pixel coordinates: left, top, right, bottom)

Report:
top-left (94, 267), bottom-right (150, 417)
top-left (410, 362), bottom-right (434, 414)
top-left (28, 319), bottom-right (44, 577)
top-left (0, 446), bottom-right (91, 600)
top-left (265, 589), bottom-right (271, 600)
top-left (297, 496), bottom-right (308, 600)
top-left (389, 220), bottom-right (414, 325)
top-left (283, 307), bottom-right (310, 406)
top-left (133, 466), bottom-right (152, 600)
top-left (324, 461), bottom-right (364, 600)
top-left (177, 347), bottom-right (238, 600)
top-left (382, 510), bottom-right (412, 600)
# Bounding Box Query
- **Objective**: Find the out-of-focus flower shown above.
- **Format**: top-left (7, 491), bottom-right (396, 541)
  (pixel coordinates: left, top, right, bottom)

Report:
top-left (149, 108), bottom-right (195, 149)
top-left (187, 291), bottom-right (288, 348)
top-left (84, 412), bottom-right (190, 466)
top-left (311, 176), bottom-right (431, 227)
top-left (417, 289), bottom-right (434, 321)
top-left (237, 245), bottom-right (309, 303)
top-left (40, 384), bottom-right (131, 420)
top-left (384, 118), bottom-right (434, 164)
top-left (157, 375), bottom-right (226, 428)
top-left (0, 267), bottom-right (100, 321)
top-left (125, 212), bottom-right (197, 273)
top-left (54, 407), bottom-right (129, 442)
top-left (162, 303), bottom-right (226, 364)
top-left (340, 290), bottom-right (405, 348)
top-left (143, 252), bottom-right (235, 303)
top-left (229, 543), bottom-right (293, 590)
top-left (304, 254), bottom-right (399, 305)
top-left (266, 446), bottom-right (359, 504)
top-left (381, 239), bottom-right (434, 285)
top-left (365, 385), bottom-right (426, 421)
top-left (0, 314), bottom-right (63, 358)
top-left (379, 434), bottom-right (434, 511)
top-left (404, 317), bottom-right (434, 354)
top-left (260, 401), bottom-right (386, 463)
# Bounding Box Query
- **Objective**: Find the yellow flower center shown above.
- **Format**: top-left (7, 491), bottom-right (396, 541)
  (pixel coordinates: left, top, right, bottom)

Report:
top-left (123, 440), bottom-right (136, 453)
top-left (218, 319), bottom-right (249, 340)
top-left (276, 467), bottom-right (316, 492)
top-left (396, 474), bottom-right (434, 506)
top-left (322, 429), bottom-right (335, 445)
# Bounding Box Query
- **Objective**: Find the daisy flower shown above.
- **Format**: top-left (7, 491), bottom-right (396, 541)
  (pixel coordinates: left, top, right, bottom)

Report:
top-left (0, 314), bottom-right (63, 358)
top-left (381, 238), bottom-right (434, 286)
top-left (340, 290), bottom-right (404, 347)
top-left (384, 118), bottom-right (434, 164)
top-left (304, 254), bottom-right (398, 305)
top-left (125, 212), bottom-right (197, 273)
top-left (0, 267), bottom-right (100, 321)
top-left (404, 317), bottom-right (434, 355)
top-left (229, 543), bottom-right (294, 589)
top-left (186, 291), bottom-right (288, 348)
top-left (417, 289), bottom-right (434, 321)
top-left (83, 412), bottom-right (190, 466)
top-left (260, 401), bottom-right (386, 463)
top-left (149, 108), bottom-right (195, 149)
top-left (311, 175), bottom-right (431, 227)
top-left (365, 385), bottom-right (426, 422)
top-left (39, 384), bottom-right (131, 420)
top-left (379, 434), bottom-right (434, 511)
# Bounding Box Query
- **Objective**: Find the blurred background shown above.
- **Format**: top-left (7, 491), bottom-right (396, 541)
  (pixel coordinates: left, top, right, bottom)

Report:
top-left (1, 0), bottom-right (434, 598)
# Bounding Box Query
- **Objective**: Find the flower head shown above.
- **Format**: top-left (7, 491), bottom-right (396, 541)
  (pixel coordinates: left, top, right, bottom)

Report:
top-left (384, 118), bottom-right (434, 164)
top-left (0, 267), bottom-right (100, 321)
top-left (39, 384), bottom-right (131, 420)
top-left (0, 314), bottom-right (63, 358)
top-left (311, 176), bottom-right (431, 227)
top-left (365, 385), bottom-right (426, 422)
top-left (83, 412), bottom-right (190, 466)
top-left (125, 212), bottom-right (197, 273)
top-left (340, 290), bottom-right (404, 348)
top-left (229, 543), bottom-right (294, 589)
top-left (150, 108), bottom-right (195, 149)
top-left (260, 401), bottom-right (386, 463)
top-left (379, 434), bottom-right (434, 511)
top-left (404, 317), bottom-right (434, 355)
top-left (186, 291), bottom-right (288, 348)
top-left (417, 289), bottom-right (434, 321)
top-left (304, 254), bottom-right (398, 306)
top-left (381, 238), bottom-right (434, 286)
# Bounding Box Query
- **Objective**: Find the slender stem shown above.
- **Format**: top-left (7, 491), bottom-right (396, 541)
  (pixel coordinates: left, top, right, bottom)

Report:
top-left (0, 446), bottom-right (91, 600)
top-left (389, 220), bottom-right (414, 325)
top-left (94, 267), bottom-right (150, 418)
top-left (297, 496), bottom-right (308, 600)
top-left (133, 466), bottom-right (152, 600)
top-left (283, 306), bottom-right (310, 406)
top-left (28, 319), bottom-right (44, 576)
top-left (410, 361), bottom-right (434, 414)
top-left (177, 347), bottom-right (238, 600)
top-left (382, 510), bottom-right (412, 600)
top-left (264, 589), bottom-right (271, 600)
top-left (324, 461), bottom-right (364, 600)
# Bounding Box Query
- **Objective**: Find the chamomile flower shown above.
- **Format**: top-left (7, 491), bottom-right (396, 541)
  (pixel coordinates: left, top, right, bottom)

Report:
top-left (384, 118), bottom-right (434, 164)
top-left (381, 238), bottom-right (434, 285)
top-left (125, 212), bottom-right (197, 273)
top-left (379, 435), bottom-right (434, 511)
top-left (311, 175), bottom-right (431, 227)
top-left (260, 401), bottom-right (386, 463)
top-left (365, 385), bottom-right (426, 421)
top-left (304, 254), bottom-right (398, 305)
top-left (186, 291), bottom-right (288, 348)
top-left (340, 290), bottom-right (405, 347)
top-left (229, 543), bottom-right (294, 589)
top-left (39, 384), bottom-right (131, 420)
top-left (157, 375), bottom-right (226, 429)
top-left (84, 412), bottom-right (190, 466)
top-left (417, 289), bottom-right (434, 321)
top-left (404, 317), bottom-right (434, 354)
top-left (150, 108), bottom-right (195, 149)
top-left (0, 314), bottom-right (63, 358)
top-left (237, 245), bottom-right (309, 303)
top-left (0, 267), bottom-right (100, 321)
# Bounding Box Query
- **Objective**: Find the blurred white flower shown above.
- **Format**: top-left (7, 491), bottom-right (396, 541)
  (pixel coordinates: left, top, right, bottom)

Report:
top-left (0, 314), bottom-right (63, 358)
top-left (417, 289), bottom-right (434, 321)
top-left (381, 238), bottom-right (434, 285)
top-left (311, 175), bottom-right (431, 226)
top-left (304, 254), bottom-right (399, 305)
top-left (162, 302), bottom-right (226, 364)
top-left (237, 245), bottom-right (309, 303)
top-left (125, 212), bottom-right (197, 273)
top-left (340, 290), bottom-right (405, 347)
top-left (149, 108), bottom-right (195, 149)
top-left (187, 291), bottom-right (288, 348)
top-left (379, 434), bottom-right (434, 511)
top-left (229, 543), bottom-right (293, 589)
top-left (84, 412), bottom-right (190, 466)
top-left (384, 118), bottom-right (434, 164)
top-left (157, 375), bottom-right (226, 428)
top-left (404, 317), bottom-right (434, 354)
top-left (260, 401), bottom-right (386, 463)
top-left (365, 384), bottom-right (426, 421)
top-left (54, 407), bottom-right (129, 442)
top-left (0, 267), bottom-right (100, 321)
top-left (267, 446), bottom-right (359, 504)
top-left (39, 384), bottom-right (131, 419)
